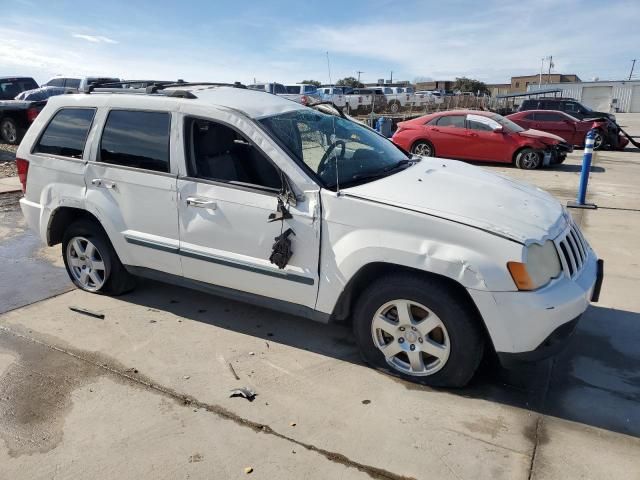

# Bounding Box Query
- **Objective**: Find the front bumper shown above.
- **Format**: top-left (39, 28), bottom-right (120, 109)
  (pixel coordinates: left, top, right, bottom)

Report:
top-left (468, 249), bottom-right (601, 357)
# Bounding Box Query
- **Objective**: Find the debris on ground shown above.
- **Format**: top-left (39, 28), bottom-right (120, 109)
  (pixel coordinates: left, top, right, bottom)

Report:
top-left (183, 375), bottom-right (190, 380)
top-left (265, 341), bottom-right (269, 349)
top-left (362, 399), bottom-right (371, 405)
top-left (249, 351), bottom-right (255, 356)
top-left (228, 362), bottom-right (240, 380)
top-left (229, 387), bottom-right (257, 402)
top-left (68, 306), bottom-right (105, 319)
top-left (290, 422), bottom-right (296, 427)
top-left (244, 467), bottom-right (253, 474)
top-left (125, 368), bottom-right (139, 374)
top-left (149, 319), bottom-right (157, 323)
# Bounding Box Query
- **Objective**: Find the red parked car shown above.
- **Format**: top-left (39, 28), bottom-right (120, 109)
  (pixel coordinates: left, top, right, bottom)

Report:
top-left (506, 110), bottom-right (629, 151)
top-left (392, 110), bottom-right (572, 169)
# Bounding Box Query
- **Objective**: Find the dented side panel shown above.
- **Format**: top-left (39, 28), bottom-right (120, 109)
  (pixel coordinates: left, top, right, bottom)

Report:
top-left (315, 190), bottom-right (524, 317)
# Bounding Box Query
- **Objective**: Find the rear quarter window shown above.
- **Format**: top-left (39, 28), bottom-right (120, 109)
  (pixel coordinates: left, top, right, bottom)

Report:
top-left (33, 108), bottom-right (96, 158)
top-left (99, 110), bottom-right (171, 172)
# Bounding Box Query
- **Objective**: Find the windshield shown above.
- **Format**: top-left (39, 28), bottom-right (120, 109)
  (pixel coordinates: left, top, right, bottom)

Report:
top-left (259, 109), bottom-right (410, 190)
top-left (0, 78), bottom-right (38, 99)
top-left (492, 114), bottom-right (525, 133)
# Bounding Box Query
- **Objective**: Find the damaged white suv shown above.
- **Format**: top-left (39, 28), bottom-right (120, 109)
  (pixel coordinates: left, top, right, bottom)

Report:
top-left (17, 85), bottom-right (603, 387)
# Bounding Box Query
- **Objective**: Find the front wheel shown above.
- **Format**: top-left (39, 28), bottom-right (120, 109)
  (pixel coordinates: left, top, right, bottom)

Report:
top-left (62, 220), bottom-right (135, 295)
top-left (353, 274), bottom-right (484, 387)
top-left (592, 130), bottom-right (605, 150)
top-left (515, 148), bottom-right (542, 169)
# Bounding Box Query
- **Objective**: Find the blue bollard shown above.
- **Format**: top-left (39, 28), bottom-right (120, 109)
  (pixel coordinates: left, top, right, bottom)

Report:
top-left (568, 129), bottom-right (597, 209)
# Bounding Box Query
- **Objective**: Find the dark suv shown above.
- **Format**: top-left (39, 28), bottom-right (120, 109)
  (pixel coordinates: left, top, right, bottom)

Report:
top-left (518, 98), bottom-right (615, 121)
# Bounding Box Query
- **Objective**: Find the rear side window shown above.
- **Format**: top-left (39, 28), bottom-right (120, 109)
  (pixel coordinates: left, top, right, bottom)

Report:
top-left (34, 108), bottom-right (96, 158)
top-left (535, 112), bottom-right (563, 121)
top-left (436, 115), bottom-right (465, 128)
top-left (100, 110), bottom-right (170, 172)
top-left (303, 85), bottom-right (317, 94)
top-left (65, 78), bottom-right (81, 89)
top-left (285, 86), bottom-right (301, 94)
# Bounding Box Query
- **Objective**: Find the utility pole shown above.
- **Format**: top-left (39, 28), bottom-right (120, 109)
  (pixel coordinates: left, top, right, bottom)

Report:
top-left (356, 71), bottom-right (364, 84)
top-left (390, 71), bottom-right (393, 83)
top-left (539, 57), bottom-right (544, 88)
top-left (547, 55), bottom-right (553, 84)
top-left (629, 59), bottom-right (636, 80)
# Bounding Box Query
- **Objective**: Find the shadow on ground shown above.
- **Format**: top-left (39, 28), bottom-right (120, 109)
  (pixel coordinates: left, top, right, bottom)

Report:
top-left (121, 278), bottom-right (640, 439)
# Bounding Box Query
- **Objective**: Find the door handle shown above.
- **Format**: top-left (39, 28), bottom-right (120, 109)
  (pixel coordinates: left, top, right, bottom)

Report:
top-left (467, 132), bottom-right (479, 137)
top-left (186, 197), bottom-right (217, 209)
top-left (91, 178), bottom-right (116, 189)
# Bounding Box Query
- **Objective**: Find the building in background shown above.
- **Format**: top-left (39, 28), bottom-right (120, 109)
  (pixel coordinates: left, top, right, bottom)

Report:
top-left (415, 80), bottom-right (455, 92)
top-left (528, 79), bottom-right (640, 113)
top-left (511, 74), bottom-right (581, 93)
top-left (486, 83), bottom-right (511, 97)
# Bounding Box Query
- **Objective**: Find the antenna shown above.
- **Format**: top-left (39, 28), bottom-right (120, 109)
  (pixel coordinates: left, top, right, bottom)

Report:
top-left (356, 71), bottom-right (364, 84)
top-left (327, 52), bottom-right (340, 194)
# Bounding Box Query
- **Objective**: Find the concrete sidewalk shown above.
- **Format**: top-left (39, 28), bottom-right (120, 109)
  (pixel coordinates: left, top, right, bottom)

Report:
top-left (1, 116), bottom-right (640, 479)
top-left (0, 177), bottom-right (20, 194)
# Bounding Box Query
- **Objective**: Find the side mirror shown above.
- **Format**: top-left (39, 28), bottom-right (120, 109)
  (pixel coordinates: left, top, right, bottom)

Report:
top-left (493, 126), bottom-right (503, 133)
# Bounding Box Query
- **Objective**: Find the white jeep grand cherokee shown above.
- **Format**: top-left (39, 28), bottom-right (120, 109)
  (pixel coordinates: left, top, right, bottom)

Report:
top-left (17, 85), bottom-right (603, 387)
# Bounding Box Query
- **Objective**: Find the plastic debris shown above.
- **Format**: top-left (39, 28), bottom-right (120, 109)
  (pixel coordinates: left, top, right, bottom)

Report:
top-left (183, 375), bottom-right (190, 380)
top-left (290, 422), bottom-right (296, 427)
top-left (229, 387), bottom-right (257, 402)
top-left (228, 363), bottom-right (240, 380)
top-left (249, 351), bottom-right (255, 356)
top-left (244, 467), bottom-right (253, 474)
top-left (69, 306), bottom-right (105, 319)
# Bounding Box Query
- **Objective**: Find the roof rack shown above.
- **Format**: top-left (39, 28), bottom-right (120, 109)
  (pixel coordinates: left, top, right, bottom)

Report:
top-left (82, 80), bottom-right (247, 98)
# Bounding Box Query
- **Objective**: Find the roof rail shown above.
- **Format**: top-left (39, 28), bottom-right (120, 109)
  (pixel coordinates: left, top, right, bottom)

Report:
top-left (147, 81), bottom-right (247, 92)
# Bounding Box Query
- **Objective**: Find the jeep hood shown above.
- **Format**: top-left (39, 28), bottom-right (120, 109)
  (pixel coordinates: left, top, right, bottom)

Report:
top-left (343, 158), bottom-right (567, 243)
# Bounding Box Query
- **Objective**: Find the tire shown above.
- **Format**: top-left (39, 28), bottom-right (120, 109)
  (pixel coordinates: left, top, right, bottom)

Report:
top-left (515, 148), bottom-right (542, 169)
top-left (0, 118), bottom-right (20, 144)
top-left (352, 273), bottom-right (485, 388)
top-left (592, 130), bottom-right (605, 150)
top-left (62, 219), bottom-right (136, 296)
top-left (411, 140), bottom-right (434, 157)
top-left (389, 101), bottom-right (401, 114)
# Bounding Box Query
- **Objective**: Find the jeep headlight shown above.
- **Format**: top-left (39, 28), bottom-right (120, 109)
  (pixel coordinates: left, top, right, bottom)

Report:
top-left (507, 240), bottom-right (562, 291)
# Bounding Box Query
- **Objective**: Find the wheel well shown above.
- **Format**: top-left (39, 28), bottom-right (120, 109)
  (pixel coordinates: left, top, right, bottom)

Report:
top-left (47, 207), bottom-right (102, 246)
top-left (331, 262), bottom-right (496, 354)
top-left (511, 146), bottom-right (538, 164)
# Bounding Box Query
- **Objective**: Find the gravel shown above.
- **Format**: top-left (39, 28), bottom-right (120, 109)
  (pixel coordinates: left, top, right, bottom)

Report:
top-left (0, 143), bottom-right (17, 178)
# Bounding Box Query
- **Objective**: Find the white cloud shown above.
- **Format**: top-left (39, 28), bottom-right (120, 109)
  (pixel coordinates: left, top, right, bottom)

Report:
top-left (72, 33), bottom-right (118, 44)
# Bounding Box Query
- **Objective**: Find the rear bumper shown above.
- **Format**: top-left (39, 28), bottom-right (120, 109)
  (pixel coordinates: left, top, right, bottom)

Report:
top-left (19, 197), bottom-right (44, 241)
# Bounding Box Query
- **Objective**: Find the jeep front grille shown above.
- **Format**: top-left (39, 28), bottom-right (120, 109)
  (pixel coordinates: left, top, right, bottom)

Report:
top-left (555, 223), bottom-right (589, 278)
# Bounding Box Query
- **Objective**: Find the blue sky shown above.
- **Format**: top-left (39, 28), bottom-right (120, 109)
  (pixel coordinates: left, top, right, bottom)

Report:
top-left (2, 0), bottom-right (639, 85)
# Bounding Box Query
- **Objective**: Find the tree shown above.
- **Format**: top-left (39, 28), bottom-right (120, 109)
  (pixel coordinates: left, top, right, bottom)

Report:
top-left (300, 79), bottom-right (322, 87)
top-left (336, 76), bottom-right (364, 88)
top-left (453, 77), bottom-right (490, 96)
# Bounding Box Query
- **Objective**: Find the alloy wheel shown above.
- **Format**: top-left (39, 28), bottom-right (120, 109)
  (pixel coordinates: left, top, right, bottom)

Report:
top-left (413, 143), bottom-right (433, 157)
top-left (66, 236), bottom-right (107, 291)
top-left (521, 151), bottom-right (540, 169)
top-left (371, 299), bottom-right (451, 376)
top-left (593, 132), bottom-right (604, 149)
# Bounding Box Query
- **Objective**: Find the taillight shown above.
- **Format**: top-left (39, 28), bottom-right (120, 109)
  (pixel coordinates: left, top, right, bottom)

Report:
top-left (27, 107), bottom-right (39, 123)
top-left (16, 157), bottom-right (29, 193)
top-left (301, 95), bottom-right (308, 105)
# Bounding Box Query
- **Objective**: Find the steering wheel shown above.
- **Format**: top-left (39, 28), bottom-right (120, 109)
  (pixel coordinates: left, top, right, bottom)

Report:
top-left (317, 140), bottom-right (346, 175)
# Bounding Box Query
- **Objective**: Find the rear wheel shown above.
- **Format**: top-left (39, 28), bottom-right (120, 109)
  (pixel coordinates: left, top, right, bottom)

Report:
top-left (411, 141), bottom-right (434, 157)
top-left (353, 274), bottom-right (484, 387)
top-left (515, 148), bottom-right (542, 169)
top-left (0, 118), bottom-right (19, 144)
top-left (62, 220), bottom-right (135, 295)
top-left (389, 101), bottom-right (401, 114)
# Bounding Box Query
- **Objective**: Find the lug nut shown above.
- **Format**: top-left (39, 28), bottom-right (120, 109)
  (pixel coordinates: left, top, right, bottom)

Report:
top-left (399, 326), bottom-right (405, 332)
top-left (410, 344), bottom-right (416, 351)
top-left (411, 326), bottom-right (416, 331)
top-left (418, 337), bottom-right (423, 343)
top-left (398, 338), bottom-right (405, 344)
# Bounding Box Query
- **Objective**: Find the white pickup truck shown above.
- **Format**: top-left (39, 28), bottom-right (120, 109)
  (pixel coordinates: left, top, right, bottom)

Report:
top-left (248, 83), bottom-right (319, 106)
top-left (382, 86), bottom-right (414, 113)
top-left (17, 85), bottom-right (602, 387)
top-left (317, 86), bottom-right (347, 108)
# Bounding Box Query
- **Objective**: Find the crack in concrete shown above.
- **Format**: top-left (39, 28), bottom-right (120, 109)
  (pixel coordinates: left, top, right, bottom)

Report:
top-left (527, 417), bottom-right (542, 480)
top-left (0, 326), bottom-right (416, 480)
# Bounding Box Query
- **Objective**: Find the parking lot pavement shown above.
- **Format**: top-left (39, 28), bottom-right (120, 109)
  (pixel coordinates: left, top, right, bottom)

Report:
top-left (1, 115), bottom-right (640, 479)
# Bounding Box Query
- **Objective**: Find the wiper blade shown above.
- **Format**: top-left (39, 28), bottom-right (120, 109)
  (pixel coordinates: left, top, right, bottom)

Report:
top-left (336, 159), bottom-right (415, 188)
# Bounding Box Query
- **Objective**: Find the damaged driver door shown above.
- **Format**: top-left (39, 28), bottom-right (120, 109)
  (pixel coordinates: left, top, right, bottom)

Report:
top-left (177, 115), bottom-right (321, 309)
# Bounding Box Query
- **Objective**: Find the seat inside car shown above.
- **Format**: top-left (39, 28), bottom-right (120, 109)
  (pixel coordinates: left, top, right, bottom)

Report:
top-left (192, 121), bottom-right (281, 190)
